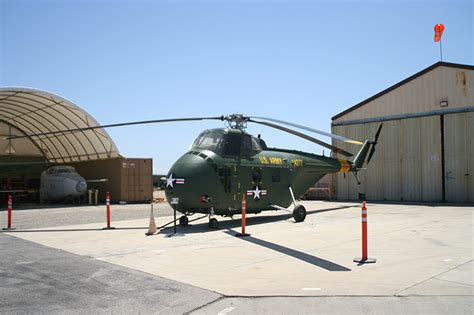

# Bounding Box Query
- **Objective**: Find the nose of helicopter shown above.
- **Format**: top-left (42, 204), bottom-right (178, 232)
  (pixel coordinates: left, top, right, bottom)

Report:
top-left (164, 152), bottom-right (217, 211)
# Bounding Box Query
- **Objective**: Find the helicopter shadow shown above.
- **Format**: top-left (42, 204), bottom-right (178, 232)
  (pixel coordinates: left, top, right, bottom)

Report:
top-left (158, 205), bottom-right (355, 236)
top-left (223, 230), bottom-right (351, 272)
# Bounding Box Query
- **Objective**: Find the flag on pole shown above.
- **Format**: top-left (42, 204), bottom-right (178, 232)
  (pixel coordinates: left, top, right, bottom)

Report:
top-left (434, 24), bottom-right (444, 42)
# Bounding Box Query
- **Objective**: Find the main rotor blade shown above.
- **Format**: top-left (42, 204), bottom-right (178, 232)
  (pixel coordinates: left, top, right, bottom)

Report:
top-left (251, 116), bottom-right (363, 145)
top-left (5, 116), bottom-right (224, 140)
top-left (249, 119), bottom-right (353, 157)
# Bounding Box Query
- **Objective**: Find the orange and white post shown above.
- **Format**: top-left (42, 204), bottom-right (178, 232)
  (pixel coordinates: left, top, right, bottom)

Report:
top-left (3, 195), bottom-right (15, 230)
top-left (235, 192), bottom-right (250, 237)
top-left (103, 191), bottom-right (115, 230)
top-left (354, 200), bottom-right (376, 264)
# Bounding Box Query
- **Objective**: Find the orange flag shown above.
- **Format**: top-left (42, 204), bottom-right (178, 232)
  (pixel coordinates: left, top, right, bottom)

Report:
top-left (434, 24), bottom-right (444, 42)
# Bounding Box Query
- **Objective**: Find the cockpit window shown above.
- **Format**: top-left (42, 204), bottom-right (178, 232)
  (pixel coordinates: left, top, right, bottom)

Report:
top-left (251, 137), bottom-right (262, 152)
top-left (56, 169), bottom-right (72, 174)
top-left (48, 166), bottom-right (77, 175)
top-left (222, 134), bottom-right (242, 156)
top-left (191, 130), bottom-right (262, 157)
top-left (191, 131), bottom-right (224, 153)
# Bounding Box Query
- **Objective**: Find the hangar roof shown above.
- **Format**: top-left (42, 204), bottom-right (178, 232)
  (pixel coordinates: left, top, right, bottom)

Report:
top-left (331, 61), bottom-right (474, 122)
top-left (0, 87), bottom-right (121, 163)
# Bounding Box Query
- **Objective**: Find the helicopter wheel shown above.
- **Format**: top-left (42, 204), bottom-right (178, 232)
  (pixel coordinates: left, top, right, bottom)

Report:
top-left (293, 205), bottom-right (306, 222)
top-left (209, 218), bottom-right (219, 229)
top-left (179, 215), bottom-right (189, 227)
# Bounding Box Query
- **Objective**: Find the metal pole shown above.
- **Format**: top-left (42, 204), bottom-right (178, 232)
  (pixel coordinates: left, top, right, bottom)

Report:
top-left (439, 38), bottom-right (443, 61)
top-left (173, 204), bottom-right (177, 234)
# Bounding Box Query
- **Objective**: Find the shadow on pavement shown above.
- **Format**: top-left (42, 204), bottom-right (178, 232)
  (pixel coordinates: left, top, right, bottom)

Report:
top-left (223, 230), bottom-right (351, 272)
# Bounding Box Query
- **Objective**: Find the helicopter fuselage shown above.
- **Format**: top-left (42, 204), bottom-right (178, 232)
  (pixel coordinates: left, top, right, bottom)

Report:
top-left (165, 128), bottom-right (345, 216)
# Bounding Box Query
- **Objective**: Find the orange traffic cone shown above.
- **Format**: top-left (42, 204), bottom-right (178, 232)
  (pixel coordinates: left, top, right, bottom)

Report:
top-left (145, 206), bottom-right (157, 236)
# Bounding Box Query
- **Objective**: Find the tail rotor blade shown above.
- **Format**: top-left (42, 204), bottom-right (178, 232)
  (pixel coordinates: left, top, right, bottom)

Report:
top-left (367, 145), bottom-right (377, 163)
top-left (374, 123), bottom-right (383, 143)
top-left (367, 123), bottom-right (383, 163)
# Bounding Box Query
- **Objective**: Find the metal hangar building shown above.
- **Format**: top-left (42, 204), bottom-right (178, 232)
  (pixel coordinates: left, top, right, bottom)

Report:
top-left (0, 87), bottom-right (152, 202)
top-left (331, 62), bottom-right (474, 203)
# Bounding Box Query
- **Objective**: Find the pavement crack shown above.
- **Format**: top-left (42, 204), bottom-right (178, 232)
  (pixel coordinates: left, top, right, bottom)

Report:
top-left (395, 259), bottom-right (473, 295)
top-left (432, 278), bottom-right (474, 288)
top-left (184, 295), bottom-right (225, 315)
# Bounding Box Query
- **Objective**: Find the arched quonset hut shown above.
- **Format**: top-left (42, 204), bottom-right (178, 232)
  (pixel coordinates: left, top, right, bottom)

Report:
top-left (0, 87), bottom-right (152, 202)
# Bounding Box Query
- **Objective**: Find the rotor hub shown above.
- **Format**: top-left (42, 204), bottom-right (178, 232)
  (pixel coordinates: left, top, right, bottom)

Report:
top-left (221, 114), bottom-right (250, 130)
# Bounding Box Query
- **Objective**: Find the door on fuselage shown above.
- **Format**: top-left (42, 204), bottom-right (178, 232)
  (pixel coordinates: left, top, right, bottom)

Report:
top-left (219, 132), bottom-right (263, 212)
top-left (258, 153), bottom-right (292, 208)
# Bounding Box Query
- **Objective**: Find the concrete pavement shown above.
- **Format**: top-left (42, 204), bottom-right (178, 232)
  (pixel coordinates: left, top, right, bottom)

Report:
top-left (4, 201), bottom-right (473, 298)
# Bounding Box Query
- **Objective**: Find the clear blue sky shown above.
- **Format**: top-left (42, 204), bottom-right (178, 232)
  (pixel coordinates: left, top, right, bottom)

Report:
top-left (1, 0), bottom-right (472, 174)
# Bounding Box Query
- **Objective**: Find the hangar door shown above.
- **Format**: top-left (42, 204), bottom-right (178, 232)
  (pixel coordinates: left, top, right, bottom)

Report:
top-left (444, 112), bottom-right (474, 202)
top-left (334, 116), bottom-right (443, 202)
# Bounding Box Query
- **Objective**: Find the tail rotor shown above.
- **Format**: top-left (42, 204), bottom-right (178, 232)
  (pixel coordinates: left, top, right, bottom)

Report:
top-left (367, 124), bottom-right (383, 163)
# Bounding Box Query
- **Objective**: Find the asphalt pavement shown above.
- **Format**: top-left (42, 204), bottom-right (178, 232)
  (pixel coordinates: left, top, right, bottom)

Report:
top-left (0, 233), bottom-right (220, 314)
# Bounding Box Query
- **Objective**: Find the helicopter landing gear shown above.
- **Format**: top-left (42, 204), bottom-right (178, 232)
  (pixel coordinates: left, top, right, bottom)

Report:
top-left (293, 204), bottom-right (306, 222)
top-left (288, 186), bottom-right (297, 207)
top-left (208, 207), bottom-right (219, 229)
top-left (289, 186), bottom-right (306, 222)
top-left (179, 215), bottom-right (189, 227)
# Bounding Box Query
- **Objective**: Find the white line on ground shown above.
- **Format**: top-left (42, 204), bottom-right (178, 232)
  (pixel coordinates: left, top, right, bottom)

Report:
top-left (217, 307), bottom-right (235, 315)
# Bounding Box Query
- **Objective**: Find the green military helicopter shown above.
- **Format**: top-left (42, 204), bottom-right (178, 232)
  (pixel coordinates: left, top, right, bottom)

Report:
top-left (6, 114), bottom-right (382, 229)
top-left (161, 114), bottom-right (382, 229)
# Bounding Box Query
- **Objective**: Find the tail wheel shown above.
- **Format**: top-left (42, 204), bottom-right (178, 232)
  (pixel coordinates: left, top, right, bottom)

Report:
top-left (293, 205), bottom-right (306, 222)
top-left (209, 218), bottom-right (219, 229)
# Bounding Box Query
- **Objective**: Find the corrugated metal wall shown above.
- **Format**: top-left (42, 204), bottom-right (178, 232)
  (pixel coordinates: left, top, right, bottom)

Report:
top-left (468, 112), bottom-right (474, 202)
top-left (333, 66), bottom-right (473, 123)
top-left (444, 112), bottom-right (474, 202)
top-left (332, 64), bottom-right (473, 203)
top-left (333, 117), bottom-right (444, 202)
top-left (420, 116), bottom-right (443, 201)
top-left (333, 112), bottom-right (474, 202)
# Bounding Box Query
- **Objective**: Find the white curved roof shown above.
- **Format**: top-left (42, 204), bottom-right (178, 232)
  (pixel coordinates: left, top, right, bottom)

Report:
top-left (0, 87), bottom-right (121, 163)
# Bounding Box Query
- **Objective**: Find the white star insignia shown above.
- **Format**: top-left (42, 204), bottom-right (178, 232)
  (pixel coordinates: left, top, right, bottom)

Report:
top-left (166, 173), bottom-right (176, 188)
top-left (247, 185), bottom-right (267, 201)
top-left (253, 186), bottom-right (262, 200)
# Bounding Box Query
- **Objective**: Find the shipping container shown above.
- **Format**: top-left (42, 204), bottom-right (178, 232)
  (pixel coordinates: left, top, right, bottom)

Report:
top-left (71, 158), bottom-right (153, 203)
